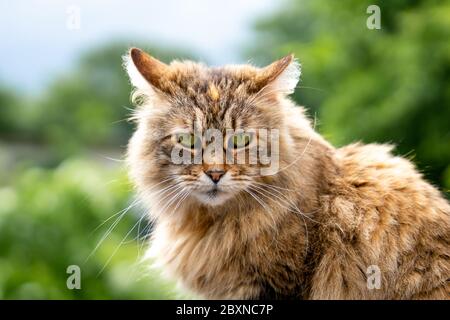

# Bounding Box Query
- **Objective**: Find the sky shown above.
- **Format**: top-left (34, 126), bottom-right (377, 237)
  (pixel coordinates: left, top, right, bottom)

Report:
top-left (0, 0), bottom-right (279, 93)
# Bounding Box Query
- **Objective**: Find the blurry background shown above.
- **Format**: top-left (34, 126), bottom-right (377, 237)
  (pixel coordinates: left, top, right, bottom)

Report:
top-left (0, 0), bottom-right (448, 299)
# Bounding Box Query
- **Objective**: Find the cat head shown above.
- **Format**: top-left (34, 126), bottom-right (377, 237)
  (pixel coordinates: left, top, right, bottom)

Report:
top-left (124, 48), bottom-right (301, 209)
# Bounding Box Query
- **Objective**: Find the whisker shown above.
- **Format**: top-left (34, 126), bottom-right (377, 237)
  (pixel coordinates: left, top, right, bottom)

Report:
top-left (96, 214), bottom-right (145, 276)
top-left (89, 178), bottom-right (180, 264)
top-left (137, 220), bottom-right (153, 256)
top-left (85, 198), bottom-right (140, 264)
top-left (90, 198), bottom-right (140, 236)
top-left (150, 185), bottom-right (186, 218)
top-left (243, 188), bottom-right (279, 238)
top-left (144, 177), bottom-right (179, 194)
top-left (167, 189), bottom-right (191, 219)
top-left (295, 85), bottom-right (326, 93)
top-left (252, 181), bottom-right (297, 193)
top-left (250, 183), bottom-right (320, 224)
top-left (100, 155), bottom-right (126, 163)
top-left (141, 181), bottom-right (183, 203)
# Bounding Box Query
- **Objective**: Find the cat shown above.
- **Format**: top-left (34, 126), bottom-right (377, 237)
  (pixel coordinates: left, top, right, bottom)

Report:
top-left (124, 47), bottom-right (450, 299)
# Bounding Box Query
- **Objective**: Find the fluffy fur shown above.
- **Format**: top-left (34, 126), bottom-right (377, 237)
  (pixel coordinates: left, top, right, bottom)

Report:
top-left (125, 48), bottom-right (450, 299)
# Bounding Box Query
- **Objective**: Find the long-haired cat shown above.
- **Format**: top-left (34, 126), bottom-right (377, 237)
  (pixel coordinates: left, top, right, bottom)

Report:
top-left (124, 48), bottom-right (449, 299)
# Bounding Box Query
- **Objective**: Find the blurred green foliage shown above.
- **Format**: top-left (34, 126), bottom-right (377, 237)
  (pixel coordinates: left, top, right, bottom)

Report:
top-left (0, 88), bottom-right (32, 139)
top-left (249, 0), bottom-right (450, 190)
top-left (0, 158), bottom-right (181, 299)
top-left (0, 0), bottom-right (448, 300)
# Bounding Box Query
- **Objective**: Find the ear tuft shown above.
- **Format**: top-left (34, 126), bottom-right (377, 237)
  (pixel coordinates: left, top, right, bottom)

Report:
top-left (257, 54), bottom-right (301, 95)
top-left (123, 48), bottom-right (153, 91)
top-left (123, 47), bottom-right (169, 92)
top-left (272, 56), bottom-right (301, 94)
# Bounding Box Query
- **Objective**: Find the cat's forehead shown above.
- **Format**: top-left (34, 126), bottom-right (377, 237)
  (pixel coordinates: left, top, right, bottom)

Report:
top-left (168, 63), bottom-right (261, 98)
top-left (165, 64), bottom-right (261, 129)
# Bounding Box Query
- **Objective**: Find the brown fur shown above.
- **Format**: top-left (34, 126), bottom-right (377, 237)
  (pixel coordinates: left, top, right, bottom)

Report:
top-left (125, 48), bottom-right (450, 299)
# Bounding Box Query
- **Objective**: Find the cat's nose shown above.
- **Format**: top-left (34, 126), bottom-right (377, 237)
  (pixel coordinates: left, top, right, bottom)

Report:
top-left (205, 170), bottom-right (225, 184)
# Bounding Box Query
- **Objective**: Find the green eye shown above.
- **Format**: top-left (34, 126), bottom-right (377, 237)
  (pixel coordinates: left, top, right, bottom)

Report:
top-left (230, 133), bottom-right (251, 149)
top-left (176, 133), bottom-right (197, 148)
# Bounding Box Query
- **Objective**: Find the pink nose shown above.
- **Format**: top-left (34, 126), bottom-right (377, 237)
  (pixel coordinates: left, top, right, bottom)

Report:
top-left (206, 170), bottom-right (225, 183)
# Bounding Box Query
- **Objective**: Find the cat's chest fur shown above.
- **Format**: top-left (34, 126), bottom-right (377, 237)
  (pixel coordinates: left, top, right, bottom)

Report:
top-left (147, 205), bottom-right (311, 299)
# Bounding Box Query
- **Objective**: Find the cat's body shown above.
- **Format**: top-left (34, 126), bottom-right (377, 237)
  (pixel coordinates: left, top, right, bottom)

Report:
top-left (125, 48), bottom-right (450, 299)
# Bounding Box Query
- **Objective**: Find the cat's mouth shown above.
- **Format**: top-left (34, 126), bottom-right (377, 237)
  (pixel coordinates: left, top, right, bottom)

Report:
top-left (206, 188), bottom-right (219, 198)
top-left (193, 186), bottom-right (233, 206)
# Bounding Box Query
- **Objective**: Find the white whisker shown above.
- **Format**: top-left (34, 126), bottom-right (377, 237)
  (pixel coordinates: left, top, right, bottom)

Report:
top-left (96, 214), bottom-right (145, 276)
top-left (85, 198), bottom-right (140, 264)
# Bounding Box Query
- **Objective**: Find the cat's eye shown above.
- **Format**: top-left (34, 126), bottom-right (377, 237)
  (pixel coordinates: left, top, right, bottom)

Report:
top-left (229, 133), bottom-right (252, 149)
top-left (176, 133), bottom-right (198, 149)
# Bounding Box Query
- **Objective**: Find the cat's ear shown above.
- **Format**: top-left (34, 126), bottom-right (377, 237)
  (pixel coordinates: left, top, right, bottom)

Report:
top-left (123, 47), bottom-right (169, 93)
top-left (256, 54), bottom-right (301, 95)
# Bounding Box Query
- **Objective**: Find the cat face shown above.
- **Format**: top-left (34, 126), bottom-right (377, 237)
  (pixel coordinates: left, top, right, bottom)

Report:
top-left (125, 48), bottom-right (300, 208)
